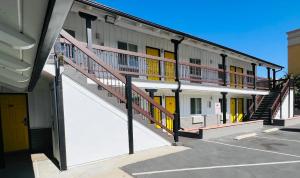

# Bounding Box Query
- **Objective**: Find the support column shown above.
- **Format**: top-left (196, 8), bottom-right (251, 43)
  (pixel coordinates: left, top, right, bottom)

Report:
top-left (252, 95), bottom-right (256, 114)
top-left (171, 38), bottom-right (183, 143)
top-left (125, 75), bottom-right (134, 154)
top-left (251, 63), bottom-right (256, 89)
top-left (220, 54), bottom-right (227, 86)
top-left (79, 12), bottom-right (97, 73)
top-left (221, 92), bottom-right (227, 124)
top-left (267, 67), bottom-right (271, 90)
top-left (272, 68), bottom-right (276, 90)
top-left (145, 89), bottom-right (157, 123)
top-left (288, 79), bottom-right (290, 118)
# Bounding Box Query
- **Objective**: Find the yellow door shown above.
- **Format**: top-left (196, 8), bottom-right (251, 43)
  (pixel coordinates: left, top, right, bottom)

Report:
top-left (230, 98), bottom-right (237, 123)
top-left (236, 67), bottom-right (244, 88)
top-left (230, 66), bottom-right (236, 88)
top-left (146, 47), bottom-right (160, 81)
top-left (164, 51), bottom-right (175, 82)
top-left (165, 96), bottom-right (175, 130)
top-left (153, 96), bottom-right (162, 128)
top-left (0, 95), bottom-right (29, 152)
top-left (237, 98), bottom-right (244, 122)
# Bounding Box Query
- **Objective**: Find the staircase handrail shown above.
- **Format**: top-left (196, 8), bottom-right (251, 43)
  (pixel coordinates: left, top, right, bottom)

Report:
top-left (59, 29), bottom-right (174, 134)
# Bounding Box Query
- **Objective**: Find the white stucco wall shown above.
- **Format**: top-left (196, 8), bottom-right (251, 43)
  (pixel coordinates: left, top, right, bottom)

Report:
top-left (28, 75), bottom-right (53, 129)
top-left (61, 75), bottom-right (169, 168)
top-left (275, 89), bottom-right (294, 119)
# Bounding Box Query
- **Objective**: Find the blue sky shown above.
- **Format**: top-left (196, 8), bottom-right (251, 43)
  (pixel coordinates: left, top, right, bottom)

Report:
top-left (97, 0), bottom-right (300, 77)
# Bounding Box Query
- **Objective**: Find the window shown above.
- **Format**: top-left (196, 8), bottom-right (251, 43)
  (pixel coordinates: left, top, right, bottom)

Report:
top-left (247, 70), bottom-right (254, 84)
top-left (219, 98), bottom-right (223, 112)
top-left (218, 64), bottom-right (224, 80)
top-left (117, 41), bottom-right (139, 73)
top-left (190, 98), bottom-right (202, 114)
top-left (189, 58), bottom-right (201, 82)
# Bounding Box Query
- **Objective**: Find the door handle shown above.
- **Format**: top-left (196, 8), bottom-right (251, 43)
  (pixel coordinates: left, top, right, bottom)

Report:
top-left (22, 117), bottom-right (28, 126)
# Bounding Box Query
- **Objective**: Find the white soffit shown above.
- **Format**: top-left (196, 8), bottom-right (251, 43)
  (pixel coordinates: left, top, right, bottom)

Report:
top-left (0, 23), bottom-right (35, 50)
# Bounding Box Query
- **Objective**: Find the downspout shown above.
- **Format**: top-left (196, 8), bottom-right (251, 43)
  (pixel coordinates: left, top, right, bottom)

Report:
top-left (171, 37), bottom-right (184, 143)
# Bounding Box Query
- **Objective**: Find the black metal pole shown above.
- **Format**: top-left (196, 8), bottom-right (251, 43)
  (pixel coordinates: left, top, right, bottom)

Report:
top-left (220, 54), bottom-right (227, 86)
top-left (221, 92), bottom-right (227, 124)
top-left (171, 38), bottom-right (183, 142)
top-left (267, 67), bottom-right (271, 90)
top-left (272, 69), bottom-right (276, 90)
top-left (252, 95), bottom-right (256, 115)
top-left (251, 63), bottom-right (256, 89)
top-left (125, 75), bottom-right (134, 154)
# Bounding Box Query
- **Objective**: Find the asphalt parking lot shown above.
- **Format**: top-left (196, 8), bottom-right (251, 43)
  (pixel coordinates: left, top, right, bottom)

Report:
top-left (122, 124), bottom-right (300, 178)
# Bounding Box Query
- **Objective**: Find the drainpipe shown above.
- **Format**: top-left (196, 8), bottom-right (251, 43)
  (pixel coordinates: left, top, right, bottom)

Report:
top-left (171, 37), bottom-right (184, 143)
top-left (220, 54), bottom-right (227, 86)
top-left (79, 12), bottom-right (97, 73)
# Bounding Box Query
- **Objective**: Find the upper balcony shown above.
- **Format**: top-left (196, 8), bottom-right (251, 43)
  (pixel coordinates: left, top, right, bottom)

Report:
top-left (57, 39), bottom-right (270, 93)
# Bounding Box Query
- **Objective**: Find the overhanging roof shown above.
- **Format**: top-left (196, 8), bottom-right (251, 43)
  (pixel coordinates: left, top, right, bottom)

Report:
top-left (76, 0), bottom-right (283, 70)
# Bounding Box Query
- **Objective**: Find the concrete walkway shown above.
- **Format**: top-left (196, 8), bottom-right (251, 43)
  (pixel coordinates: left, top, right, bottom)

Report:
top-left (30, 145), bottom-right (188, 178)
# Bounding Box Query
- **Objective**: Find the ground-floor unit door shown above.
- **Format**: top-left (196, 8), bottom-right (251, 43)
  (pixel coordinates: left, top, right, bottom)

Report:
top-left (0, 94), bottom-right (29, 153)
top-left (165, 96), bottom-right (175, 130)
top-left (153, 96), bottom-right (162, 128)
top-left (230, 98), bottom-right (244, 123)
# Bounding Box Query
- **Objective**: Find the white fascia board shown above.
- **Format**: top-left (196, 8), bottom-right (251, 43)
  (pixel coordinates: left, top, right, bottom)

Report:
top-left (132, 80), bottom-right (178, 90)
top-left (181, 84), bottom-right (269, 95)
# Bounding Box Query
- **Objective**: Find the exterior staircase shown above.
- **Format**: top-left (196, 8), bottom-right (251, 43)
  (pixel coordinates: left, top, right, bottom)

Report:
top-left (251, 91), bottom-right (279, 124)
top-left (57, 30), bottom-right (175, 140)
top-left (250, 79), bottom-right (290, 124)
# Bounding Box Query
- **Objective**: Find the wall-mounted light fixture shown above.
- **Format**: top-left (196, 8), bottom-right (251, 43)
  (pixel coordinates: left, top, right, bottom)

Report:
top-left (105, 15), bottom-right (116, 24)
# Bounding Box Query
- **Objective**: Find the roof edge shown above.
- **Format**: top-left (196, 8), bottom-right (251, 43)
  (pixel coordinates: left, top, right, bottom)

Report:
top-left (76, 0), bottom-right (284, 69)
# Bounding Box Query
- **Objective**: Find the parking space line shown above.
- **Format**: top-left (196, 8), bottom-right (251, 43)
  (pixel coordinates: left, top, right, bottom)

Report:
top-left (255, 136), bottom-right (300, 143)
top-left (202, 140), bottom-right (300, 158)
top-left (132, 160), bottom-right (300, 176)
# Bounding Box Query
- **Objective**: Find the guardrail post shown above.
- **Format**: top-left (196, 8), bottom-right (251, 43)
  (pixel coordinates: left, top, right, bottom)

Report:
top-left (125, 75), bottom-right (134, 154)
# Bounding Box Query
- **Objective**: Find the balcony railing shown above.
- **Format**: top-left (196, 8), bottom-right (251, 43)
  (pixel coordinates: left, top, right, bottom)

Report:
top-left (58, 40), bottom-right (270, 90)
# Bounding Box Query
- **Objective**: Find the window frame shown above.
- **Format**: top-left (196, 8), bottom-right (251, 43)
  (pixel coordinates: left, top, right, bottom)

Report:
top-left (190, 98), bottom-right (202, 115)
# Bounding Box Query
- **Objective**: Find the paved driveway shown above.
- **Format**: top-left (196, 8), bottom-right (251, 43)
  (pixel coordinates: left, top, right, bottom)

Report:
top-left (122, 124), bottom-right (300, 178)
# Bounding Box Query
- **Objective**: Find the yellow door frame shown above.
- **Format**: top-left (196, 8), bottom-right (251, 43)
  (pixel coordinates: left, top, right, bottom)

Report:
top-left (146, 46), bottom-right (160, 81)
top-left (165, 96), bottom-right (175, 130)
top-left (236, 67), bottom-right (244, 88)
top-left (0, 94), bottom-right (30, 153)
